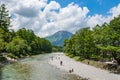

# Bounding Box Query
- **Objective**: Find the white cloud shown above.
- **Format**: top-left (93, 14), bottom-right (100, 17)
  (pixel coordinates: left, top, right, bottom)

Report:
top-left (87, 15), bottom-right (111, 28)
top-left (109, 3), bottom-right (120, 17)
top-left (38, 3), bottom-right (89, 37)
top-left (1, 0), bottom-right (120, 37)
top-left (87, 3), bottom-right (120, 28)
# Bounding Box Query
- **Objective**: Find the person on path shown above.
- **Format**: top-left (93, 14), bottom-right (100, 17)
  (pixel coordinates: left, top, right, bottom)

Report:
top-left (69, 68), bottom-right (74, 73)
top-left (60, 61), bottom-right (63, 66)
top-left (71, 68), bottom-right (74, 72)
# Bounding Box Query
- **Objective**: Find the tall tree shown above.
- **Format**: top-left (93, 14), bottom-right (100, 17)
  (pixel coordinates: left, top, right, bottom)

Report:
top-left (0, 4), bottom-right (10, 31)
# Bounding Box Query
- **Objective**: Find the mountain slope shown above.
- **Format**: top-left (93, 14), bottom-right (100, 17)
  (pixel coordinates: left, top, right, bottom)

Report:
top-left (45, 31), bottom-right (73, 46)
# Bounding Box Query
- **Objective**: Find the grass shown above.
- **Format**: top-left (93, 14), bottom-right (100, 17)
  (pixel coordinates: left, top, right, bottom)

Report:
top-left (73, 56), bottom-right (81, 61)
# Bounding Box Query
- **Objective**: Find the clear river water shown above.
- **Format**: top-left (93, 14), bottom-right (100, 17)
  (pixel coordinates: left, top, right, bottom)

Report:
top-left (0, 54), bottom-right (80, 80)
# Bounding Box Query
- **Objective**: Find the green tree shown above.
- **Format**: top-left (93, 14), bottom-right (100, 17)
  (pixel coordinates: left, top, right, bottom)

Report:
top-left (64, 15), bottom-right (120, 64)
top-left (0, 39), bottom-right (5, 52)
top-left (6, 36), bottom-right (31, 58)
top-left (41, 38), bottom-right (52, 53)
top-left (0, 4), bottom-right (10, 31)
top-left (16, 28), bottom-right (36, 45)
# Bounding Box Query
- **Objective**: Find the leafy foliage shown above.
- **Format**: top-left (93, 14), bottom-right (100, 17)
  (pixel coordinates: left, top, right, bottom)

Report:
top-left (6, 36), bottom-right (31, 57)
top-left (0, 4), bottom-right (52, 60)
top-left (52, 46), bottom-right (63, 52)
top-left (64, 15), bottom-right (120, 64)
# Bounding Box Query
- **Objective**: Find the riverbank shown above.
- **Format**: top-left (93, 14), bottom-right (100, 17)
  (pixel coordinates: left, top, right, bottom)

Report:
top-left (0, 53), bottom-right (85, 80)
top-left (48, 52), bottom-right (120, 80)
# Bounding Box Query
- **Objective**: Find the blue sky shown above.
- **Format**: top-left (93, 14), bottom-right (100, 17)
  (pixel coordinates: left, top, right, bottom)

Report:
top-left (2, 0), bottom-right (120, 37)
top-left (48, 0), bottom-right (120, 15)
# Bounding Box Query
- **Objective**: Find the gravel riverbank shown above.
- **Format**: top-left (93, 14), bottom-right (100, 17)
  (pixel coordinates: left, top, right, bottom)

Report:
top-left (48, 52), bottom-right (120, 80)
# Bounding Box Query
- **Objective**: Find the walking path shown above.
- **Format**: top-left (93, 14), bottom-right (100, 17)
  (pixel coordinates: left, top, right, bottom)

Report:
top-left (48, 52), bottom-right (120, 80)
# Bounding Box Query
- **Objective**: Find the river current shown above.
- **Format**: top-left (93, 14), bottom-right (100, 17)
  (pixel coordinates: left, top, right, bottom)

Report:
top-left (0, 54), bottom-right (80, 80)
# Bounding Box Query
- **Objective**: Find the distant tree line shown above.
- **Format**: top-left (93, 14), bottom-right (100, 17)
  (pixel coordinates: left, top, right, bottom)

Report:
top-left (64, 15), bottom-right (120, 65)
top-left (0, 4), bottom-right (52, 60)
top-left (52, 46), bottom-right (63, 52)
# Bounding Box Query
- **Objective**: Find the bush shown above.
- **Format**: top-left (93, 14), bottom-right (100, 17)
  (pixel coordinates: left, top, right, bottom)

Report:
top-left (66, 53), bottom-right (74, 58)
top-left (0, 56), bottom-right (7, 62)
top-left (73, 56), bottom-right (81, 61)
top-left (7, 53), bottom-right (18, 59)
top-left (91, 54), bottom-right (100, 61)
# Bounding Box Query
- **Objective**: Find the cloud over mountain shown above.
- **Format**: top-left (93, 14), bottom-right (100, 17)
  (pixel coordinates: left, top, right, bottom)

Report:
top-left (1, 0), bottom-right (120, 37)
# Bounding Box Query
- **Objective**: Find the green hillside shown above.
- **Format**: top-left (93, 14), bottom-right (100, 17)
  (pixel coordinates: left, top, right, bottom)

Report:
top-left (46, 31), bottom-right (73, 46)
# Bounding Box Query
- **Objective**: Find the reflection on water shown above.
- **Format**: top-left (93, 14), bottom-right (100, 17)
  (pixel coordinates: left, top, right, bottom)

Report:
top-left (1, 54), bottom-right (81, 80)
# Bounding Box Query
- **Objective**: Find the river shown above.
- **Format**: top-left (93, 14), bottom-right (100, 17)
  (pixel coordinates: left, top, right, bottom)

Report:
top-left (0, 54), bottom-right (80, 80)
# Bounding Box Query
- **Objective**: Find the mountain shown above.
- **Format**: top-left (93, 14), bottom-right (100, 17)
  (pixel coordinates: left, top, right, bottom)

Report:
top-left (45, 31), bottom-right (73, 46)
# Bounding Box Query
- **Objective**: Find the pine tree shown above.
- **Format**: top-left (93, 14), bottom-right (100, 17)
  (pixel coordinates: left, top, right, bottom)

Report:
top-left (0, 4), bottom-right (10, 31)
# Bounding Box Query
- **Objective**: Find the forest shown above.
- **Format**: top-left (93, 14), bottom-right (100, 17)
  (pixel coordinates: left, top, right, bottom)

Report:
top-left (0, 4), bottom-right (52, 61)
top-left (1, 3), bottom-right (120, 65)
top-left (64, 15), bottom-right (120, 65)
